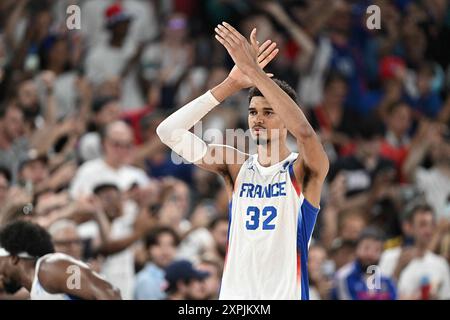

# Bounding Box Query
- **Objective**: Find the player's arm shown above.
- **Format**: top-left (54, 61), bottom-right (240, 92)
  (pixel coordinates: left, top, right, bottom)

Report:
top-left (38, 256), bottom-right (121, 300)
top-left (156, 40), bottom-right (278, 181)
top-left (215, 23), bottom-right (329, 207)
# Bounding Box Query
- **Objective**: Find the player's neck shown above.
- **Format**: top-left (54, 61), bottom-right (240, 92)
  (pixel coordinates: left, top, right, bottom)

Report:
top-left (256, 143), bottom-right (291, 167)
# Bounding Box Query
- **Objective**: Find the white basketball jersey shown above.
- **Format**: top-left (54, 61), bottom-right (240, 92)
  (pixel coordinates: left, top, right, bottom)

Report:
top-left (219, 152), bottom-right (319, 300)
top-left (30, 253), bottom-right (81, 300)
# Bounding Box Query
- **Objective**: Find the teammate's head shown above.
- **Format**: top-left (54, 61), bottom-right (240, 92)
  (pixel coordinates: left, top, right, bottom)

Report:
top-left (248, 79), bottom-right (297, 146)
top-left (0, 221), bottom-right (54, 294)
top-left (144, 226), bottom-right (179, 269)
top-left (355, 227), bottom-right (384, 272)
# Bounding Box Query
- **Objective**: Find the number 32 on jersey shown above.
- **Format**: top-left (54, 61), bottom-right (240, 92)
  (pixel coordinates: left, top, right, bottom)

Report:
top-left (245, 206), bottom-right (277, 230)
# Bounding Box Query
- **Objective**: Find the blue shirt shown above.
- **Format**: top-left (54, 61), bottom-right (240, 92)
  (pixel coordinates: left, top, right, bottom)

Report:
top-left (134, 263), bottom-right (167, 300)
top-left (332, 261), bottom-right (397, 300)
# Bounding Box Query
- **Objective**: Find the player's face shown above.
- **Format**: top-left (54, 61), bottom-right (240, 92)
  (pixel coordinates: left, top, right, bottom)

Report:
top-left (248, 97), bottom-right (286, 145)
top-left (0, 257), bottom-right (22, 294)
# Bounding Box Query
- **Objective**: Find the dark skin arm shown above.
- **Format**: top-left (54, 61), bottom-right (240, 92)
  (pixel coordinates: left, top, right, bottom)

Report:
top-left (215, 23), bottom-right (329, 207)
top-left (38, 256), bottom-right (121, 300)
top-left (193, 40), bottom-right (279, 197)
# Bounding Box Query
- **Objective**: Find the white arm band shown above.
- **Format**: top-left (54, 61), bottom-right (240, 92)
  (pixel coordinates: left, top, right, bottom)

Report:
top-left (156, 90), bottom-right (220, 163)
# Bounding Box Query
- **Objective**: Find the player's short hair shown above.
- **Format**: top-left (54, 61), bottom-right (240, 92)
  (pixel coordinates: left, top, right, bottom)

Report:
top-left (144, 226), bottom-right (180, 249)
top-left (0, 220), bottom-right (55, 258)
top-left (248, 79), bottom-right (297, 104)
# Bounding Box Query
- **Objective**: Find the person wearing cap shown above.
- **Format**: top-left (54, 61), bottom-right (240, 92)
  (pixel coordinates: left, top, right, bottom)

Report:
top-left (0, 220), bottom-right (121, 299)
top-left (84, 2), bottom-right (145, 109)
top-left (164, 259), bottom-right (210, 300)
top-left (331, 227), bottom-right (397, 300)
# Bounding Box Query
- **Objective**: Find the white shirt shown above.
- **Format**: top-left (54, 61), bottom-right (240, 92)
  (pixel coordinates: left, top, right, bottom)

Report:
top-left (84, 41), bottom-right (144, 109)
top-left (380, 247), bottom-right (450, 299)
top-left (77, 201), bottom-right (138, 300)
top-left (70, 158), bottom-right (150, 198)
top-left (415, 167), bottom-right (450, 220)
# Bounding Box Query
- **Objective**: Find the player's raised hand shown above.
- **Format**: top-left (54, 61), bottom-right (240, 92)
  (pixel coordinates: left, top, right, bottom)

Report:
top-left (216, 25), bottom-right (279, 89)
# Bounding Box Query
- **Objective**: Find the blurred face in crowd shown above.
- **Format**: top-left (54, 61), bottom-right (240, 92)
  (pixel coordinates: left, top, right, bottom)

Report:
top-left (103, 122), bottom-right (134, 167)
top-left (149, 232), bottom-right (177, 269)
top-left (340, 213), bottom-right (366, 242)
top-left (329, 3), bottom-right (351, 35)
top-left (387, 103), bottom-right (411, 137)
top-left (164, 14), bottom-right (188, 43)
top-left (95, 101), bottom-right (121, 128)
top-left (177, 278), bottom-right (207, 300)
top-left (48, 39), bottom-right (69, 70)
top-left (356, 238), bottom-right (383, 271)
top-left (331, 243), bottom-right (356, 270)
top-left (416, 67), bottom-right (433, 95)
top-left (174, 182), bottom-right (190, 214)
top-left (52, 224), bottom-right (83, 260)
top-left (241, 15), bottom-right (273, 43)
top-left (357, 135), bottom-right (381, 159)
top-left (1, 105), bottom-right (24, 142)
top-left (0, 173), bottom-right (9, 206)
top-left (430, 139), bottom-right (450, 167)
top-left (211, 219), bottom-right (229, 257)
top-left (249, 97), bottom-right (287, 146)
top-left (96, 187), bottom-right (123, 220)
top-left (197, 262), bottom-right (221, 299)
top-left (20, 159), bottom-right (49, 185)
top-left (111, 20), bottom-right (131, 42)
top-left (410, 210), bottom-right (435, 247)
top-left (323, 78), bottom-right (348, 108)
top-left (308, 245), bottom-right (328, 282)
top-left (17, 80), bottom-right (40, 118)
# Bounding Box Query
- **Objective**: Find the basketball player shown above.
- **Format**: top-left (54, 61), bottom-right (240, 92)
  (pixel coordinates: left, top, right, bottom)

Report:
top-left (0, 220), bottom-right (121, 300)
top-left (157, 23), bottom-right (329, 299)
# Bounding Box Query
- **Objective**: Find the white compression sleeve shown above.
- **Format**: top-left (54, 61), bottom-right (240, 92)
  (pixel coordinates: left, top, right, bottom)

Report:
top-left (156, 90), bottom-right (220, 163)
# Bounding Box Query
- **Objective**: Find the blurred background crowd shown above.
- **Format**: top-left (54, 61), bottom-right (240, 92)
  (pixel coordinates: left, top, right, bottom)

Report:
top-left (0, 0), bottom-right (450, 300)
